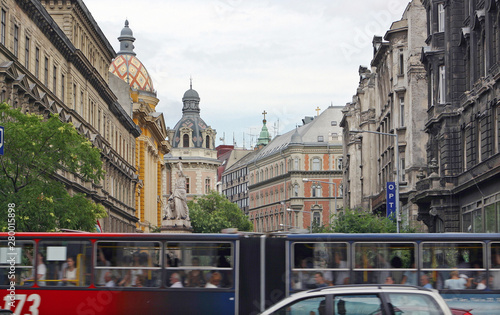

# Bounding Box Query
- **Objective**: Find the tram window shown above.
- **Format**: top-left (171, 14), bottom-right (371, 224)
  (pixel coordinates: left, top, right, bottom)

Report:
top-left (421, 242), bottom-right (484, 290)
top-left (0, 241), bottom-right (34, 287)
top-left (292, 243), bottom-right (349, 289)
top-left (95, 241), bottom-right (161, 288)
top-left (38, 240), bottom-right (91, 287)
top-left (353, 242), bottom-right (415, 285)
top-left (165, 242), bottom-right (233, 289)
top-left (489, 243), bottom-right (500, 289)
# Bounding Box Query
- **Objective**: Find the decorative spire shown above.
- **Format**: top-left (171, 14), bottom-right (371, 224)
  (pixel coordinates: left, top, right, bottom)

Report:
top-left (190, 76), bottom-right (193, 89)
top-left (117, 19), bottom-right (136, 56)
top-left (315, 106), bottom-right (321, 116)
top-left (257, 110), bottom-right (271, 147)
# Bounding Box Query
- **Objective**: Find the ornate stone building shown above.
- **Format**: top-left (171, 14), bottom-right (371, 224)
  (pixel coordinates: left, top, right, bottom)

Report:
top-left (0, 0), bottom-right (141, 231)
top-left (414, 0), bottom-right (500, 232)
top-left (341, 0), bottom-right (428, 230)
top-left (247, 106), bottom-right (344, 232)
top-left (165, 83), bottom-right (219, 203)
top-left (109, 21), bottom-right (170, 232)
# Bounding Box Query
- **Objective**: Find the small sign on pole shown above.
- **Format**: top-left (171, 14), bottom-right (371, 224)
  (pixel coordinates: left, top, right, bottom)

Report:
top-left (0, 125), bottom-right (4, 156)
top-left (386, 182), bottom-right (396, 219)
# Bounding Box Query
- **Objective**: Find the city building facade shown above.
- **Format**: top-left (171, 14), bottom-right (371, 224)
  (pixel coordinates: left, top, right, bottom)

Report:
top-left (341, 0), bottom-right (428, 230)
top-left (109, 21), bottom-right (170, 232)
top-left (0, 0), bottom-right (141, 231)
top-left (247, 106), bottom-right (344, 232)
top-left (415, 0), bottom-right (500, 232)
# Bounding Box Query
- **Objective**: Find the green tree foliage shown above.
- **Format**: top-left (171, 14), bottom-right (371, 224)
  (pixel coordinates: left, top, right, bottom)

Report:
top-left (0, 103), bottom-right (106, 231)
top-left (316, 208), bottom-right (416, 233)
top-left (188, 191), bottom-right (253, 233)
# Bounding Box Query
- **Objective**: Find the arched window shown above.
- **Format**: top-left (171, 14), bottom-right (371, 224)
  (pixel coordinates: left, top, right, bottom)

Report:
top-left (294, 158), bottom-right (299, 170)
top-left (206, 135), bottom-right (210, 149)
top-left (183, 134), bottom-right (189, 147)
top-left (337, 158), bottom-right (343, 170)
top-left (294, 184), bottom-right (299, 197)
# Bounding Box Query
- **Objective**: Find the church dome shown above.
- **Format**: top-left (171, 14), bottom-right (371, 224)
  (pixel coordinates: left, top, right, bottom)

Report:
top-left (109, 55), bottom-right (155, 92)
top-left (183, 88), bottom-right (200, 101)
top-left (109, 20), bottom-right (155, 93)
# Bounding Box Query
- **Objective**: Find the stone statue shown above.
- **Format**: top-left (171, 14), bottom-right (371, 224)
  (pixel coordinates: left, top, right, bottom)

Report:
top-left (163, 159), bottom-right (189, 220)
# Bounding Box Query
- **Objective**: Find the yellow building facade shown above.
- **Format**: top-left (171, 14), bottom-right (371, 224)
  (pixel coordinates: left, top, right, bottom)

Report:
top-left (109, 21), bottom-right (170, 232)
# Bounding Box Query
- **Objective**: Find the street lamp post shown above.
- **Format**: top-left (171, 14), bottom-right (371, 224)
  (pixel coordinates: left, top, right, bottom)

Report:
top-left (286, 208), bottom-right (313, 233)
top-left (351, 130), bottom-right (400, 233)
top-left (302, 178), bottom-right (338, 225)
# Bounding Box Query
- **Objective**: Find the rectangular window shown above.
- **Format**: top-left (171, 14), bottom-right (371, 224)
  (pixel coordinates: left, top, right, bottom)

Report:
top-left (399, 50), bottom-right (404, 75)
top-left (61, 74), bottom-right (65, 101)
top-left (495, 106), bottom-right (499, 154)
top-left (24, 36), bottom-right (29, 69)
top-left (95, 241), bottom-right (161, 287)
top-left (438, 3), bottom-right (445, 32)
top-left (44, 56), bottom-right (49, 85)
top-left (430, 70), bottom-right (434, 107)
top-left (186, 177), bottom-right (190, 193)
top-left (317, 135), bottom-right (324, 142)
top-left (292, 242), bottom-right (349, 285)
top-left (1, 9), bottom-right (5, 45)
top-left (13, 25), bottom-right (18, 57)
top-left (73, 84), bottom-right (77, 110)
top-left (38, 240), bottom-right (92, 287)
top-left (205, 178), bottom-right (210, 194)
top-left (400, 158), bottom-right (405, 182)
top-left (53, 65), bottom-right (57, 94)
top-left (312, 158), bottom-right (321, 171)
top-left (0, 241), bottom-right (34, 287)
top-left (80, 91), bottom-right (84, 114)
top-left (165, 242), bottom-right (233, 288)
top-left (35, 47), bottom-right (40, 78)
top-left (438, 65), bottom-right (446, 104)
top-left (399, 97), bottom-right (405, 127)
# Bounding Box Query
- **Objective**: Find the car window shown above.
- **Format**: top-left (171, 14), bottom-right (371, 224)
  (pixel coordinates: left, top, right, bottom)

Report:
top-left (333, 294), bottom-right (383, 315)
top-left (270, 296), bottom-right (326, 315)
top-left (386, 293), bottom-right (445, 315)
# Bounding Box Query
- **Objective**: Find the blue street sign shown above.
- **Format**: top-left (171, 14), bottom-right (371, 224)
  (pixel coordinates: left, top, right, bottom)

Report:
top-left (0, 125), bottom-right (4, 156)
top-left (386, 182), bottom-right (396, 219)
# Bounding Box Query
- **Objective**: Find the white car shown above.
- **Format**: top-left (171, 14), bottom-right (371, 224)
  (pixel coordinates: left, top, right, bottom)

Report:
top-left (259, 285), bottom-right (456, 315)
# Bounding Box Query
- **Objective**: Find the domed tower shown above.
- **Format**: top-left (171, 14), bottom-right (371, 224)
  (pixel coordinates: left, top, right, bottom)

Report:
top-left (109, 20), bottom-right (170, 232)
top-left (165, 80), bottom-right (220, 204)
top-left (109, 20), bottom-right (155, 93)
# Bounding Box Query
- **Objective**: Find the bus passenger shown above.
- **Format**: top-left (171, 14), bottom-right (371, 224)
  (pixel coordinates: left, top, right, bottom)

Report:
top-left (104, 271), bottom-right (115, 287)
top-left (61, 256), bottom-right (77, 286)
top-left (205, 272), bottom-right (222, 288)
top-left (420, 274), bottom-right (433, 289)
top-left (96, 248), bottom-right (111, 286)
top-left (444, 270), bottom-right (469, 289)
top-left (333, 252), bottom-right (349, 285)
top-left (170, 272), bottom-right (183, 288)
top-left (313, 272), bottom-right (328, 288)
top-left (25, 253), bottom-right (46, 286)
top-left (186, 257), bottom-right (205, 287)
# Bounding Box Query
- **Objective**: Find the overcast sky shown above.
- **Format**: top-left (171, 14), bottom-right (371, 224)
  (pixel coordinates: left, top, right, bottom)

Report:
top-left (83, 0), bottom-right (410, 148)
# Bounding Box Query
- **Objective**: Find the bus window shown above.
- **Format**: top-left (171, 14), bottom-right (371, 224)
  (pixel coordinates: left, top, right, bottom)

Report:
top-left (0, 241), bottom-right (34, 287)
top-left (353, 242), bottom-right (416, 285)
top-left (489, 243), bottom-right (500, 289)
top-left (422, 242), bottom-right (484, 290)
top-left (165, 242), bottom-right (233, 289)
top-left (38, 240), bottom-right (91, 287)
top-left (291, 242), bottom-right (349, 290)
top-left (95, 241), bottom-right (161, 288)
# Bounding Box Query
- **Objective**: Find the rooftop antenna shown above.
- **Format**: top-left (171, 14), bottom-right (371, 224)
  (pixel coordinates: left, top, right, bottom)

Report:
top-left (243, 132), bottom-right (246, 149)
top-left (219, 132), bottom-right (226, 145)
